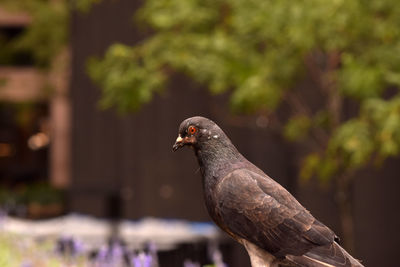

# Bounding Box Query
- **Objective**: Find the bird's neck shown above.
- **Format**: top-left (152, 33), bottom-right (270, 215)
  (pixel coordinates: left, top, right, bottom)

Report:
top-left (194, 141), bottom-right (243, 181)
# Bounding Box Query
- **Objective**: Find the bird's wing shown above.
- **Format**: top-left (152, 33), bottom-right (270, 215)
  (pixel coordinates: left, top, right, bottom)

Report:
top-left (286, 241), bottom-right (364, 267)
top-left (215, 168), bottom-right (336, 258)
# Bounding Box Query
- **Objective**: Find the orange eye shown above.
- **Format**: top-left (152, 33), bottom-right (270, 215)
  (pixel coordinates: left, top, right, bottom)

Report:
top-left (188, 126), bottom-right (197, 135)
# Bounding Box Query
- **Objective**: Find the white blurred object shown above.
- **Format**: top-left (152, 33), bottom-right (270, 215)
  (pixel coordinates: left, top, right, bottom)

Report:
top-left (0, 214), bottom-right (220, 251)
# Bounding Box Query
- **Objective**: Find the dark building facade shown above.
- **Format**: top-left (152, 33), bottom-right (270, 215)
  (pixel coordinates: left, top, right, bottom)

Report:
top-left (70, 1), bottom-right (400, 266)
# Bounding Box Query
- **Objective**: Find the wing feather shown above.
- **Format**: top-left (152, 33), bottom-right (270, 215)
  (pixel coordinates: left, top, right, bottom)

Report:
top-left (216, 168), bottom-right (336, 258)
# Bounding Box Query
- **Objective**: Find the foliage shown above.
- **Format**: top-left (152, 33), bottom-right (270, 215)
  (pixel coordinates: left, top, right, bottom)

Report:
top-left (0, 0), bottom-right (102, 68)
top-left (0, 233), bottom-right (79, 267)
top-left (0, 0), bottom-right (69, 68)
top-left (88, 0), bottom-right (400, 182)
top-left (0, 182), bottom-right (64, 218)
top-left (71, 0), bottom-right (102, 13)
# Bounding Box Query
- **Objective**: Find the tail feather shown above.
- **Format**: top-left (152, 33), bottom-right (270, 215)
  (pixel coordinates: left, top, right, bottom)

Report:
top-left (285, 242), bottom-right (364, 267)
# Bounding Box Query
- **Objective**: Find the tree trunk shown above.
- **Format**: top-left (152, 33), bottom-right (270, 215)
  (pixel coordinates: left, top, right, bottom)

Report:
top-left (335, 172), bottom-right (355, 253)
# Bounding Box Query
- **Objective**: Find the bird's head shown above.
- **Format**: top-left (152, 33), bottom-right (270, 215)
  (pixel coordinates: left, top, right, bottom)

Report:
top-left (172, 116), bottom-right (225, 152)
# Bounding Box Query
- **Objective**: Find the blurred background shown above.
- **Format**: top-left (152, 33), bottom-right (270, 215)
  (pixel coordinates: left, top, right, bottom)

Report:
top-left (0, 0), bottom-right (400, 266)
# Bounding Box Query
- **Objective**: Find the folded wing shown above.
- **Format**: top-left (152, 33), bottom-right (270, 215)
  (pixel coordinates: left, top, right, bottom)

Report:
top-left (215, 168), bottom-right (336, 258)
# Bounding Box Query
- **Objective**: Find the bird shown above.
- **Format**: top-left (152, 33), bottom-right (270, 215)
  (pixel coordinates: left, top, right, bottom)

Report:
top-left (172, 116), bottom-right (363, 267)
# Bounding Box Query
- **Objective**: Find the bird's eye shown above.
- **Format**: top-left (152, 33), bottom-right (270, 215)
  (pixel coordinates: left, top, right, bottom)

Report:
top-left (188, 126), bottom-right (197, 135)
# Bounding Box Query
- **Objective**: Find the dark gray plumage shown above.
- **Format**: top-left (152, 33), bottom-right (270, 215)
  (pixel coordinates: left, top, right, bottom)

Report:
top-left (173, 116), bottom-right (363, 267)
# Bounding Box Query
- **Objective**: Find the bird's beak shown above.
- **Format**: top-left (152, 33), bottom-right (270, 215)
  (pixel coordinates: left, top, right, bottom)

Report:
top-left (172, 135), bottom-right (184, 152)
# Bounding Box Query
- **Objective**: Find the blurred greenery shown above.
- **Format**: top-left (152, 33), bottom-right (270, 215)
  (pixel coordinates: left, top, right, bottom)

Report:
top-left (0, 182), bottom-right (64, 217)
top-left (87, 0), bottom-right (400, 250)
top-left (0, 233), bottom-right (86, 267)
top-left (0, 0), bottom-right (68, 68)
top-left (0, 0), bottom-right (101, 67)
top-left (87, 0), bottom-right (400, 185)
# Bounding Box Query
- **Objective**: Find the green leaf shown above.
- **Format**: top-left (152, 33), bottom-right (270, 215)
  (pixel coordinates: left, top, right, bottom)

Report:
top-left (284, 115), bottom-right (311, 142)
top-left (328, 120), bottom-right (374, 168)
top-left (300, 153), bottom-right (320, 181)
top-left (339, 54), bottom-right (384, 99)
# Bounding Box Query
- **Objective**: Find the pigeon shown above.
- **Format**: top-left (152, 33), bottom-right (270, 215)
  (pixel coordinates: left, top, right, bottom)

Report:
top-left (173, 116), bottom-right (363, 267)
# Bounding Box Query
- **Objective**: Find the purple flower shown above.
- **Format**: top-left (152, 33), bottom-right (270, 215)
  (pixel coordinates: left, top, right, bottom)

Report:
top-left (131, 252), bottom-right (154, 267)
top-left (71, 237), bottom-right (85, 256)
top-left (96, 245), bottom-right (108, 262)
top-left (131, 254), bottom-right (141, 267)
top-left (143, 253), bottom-right (153, 267)
top-left (110, 243), bottom-right (123, 260)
